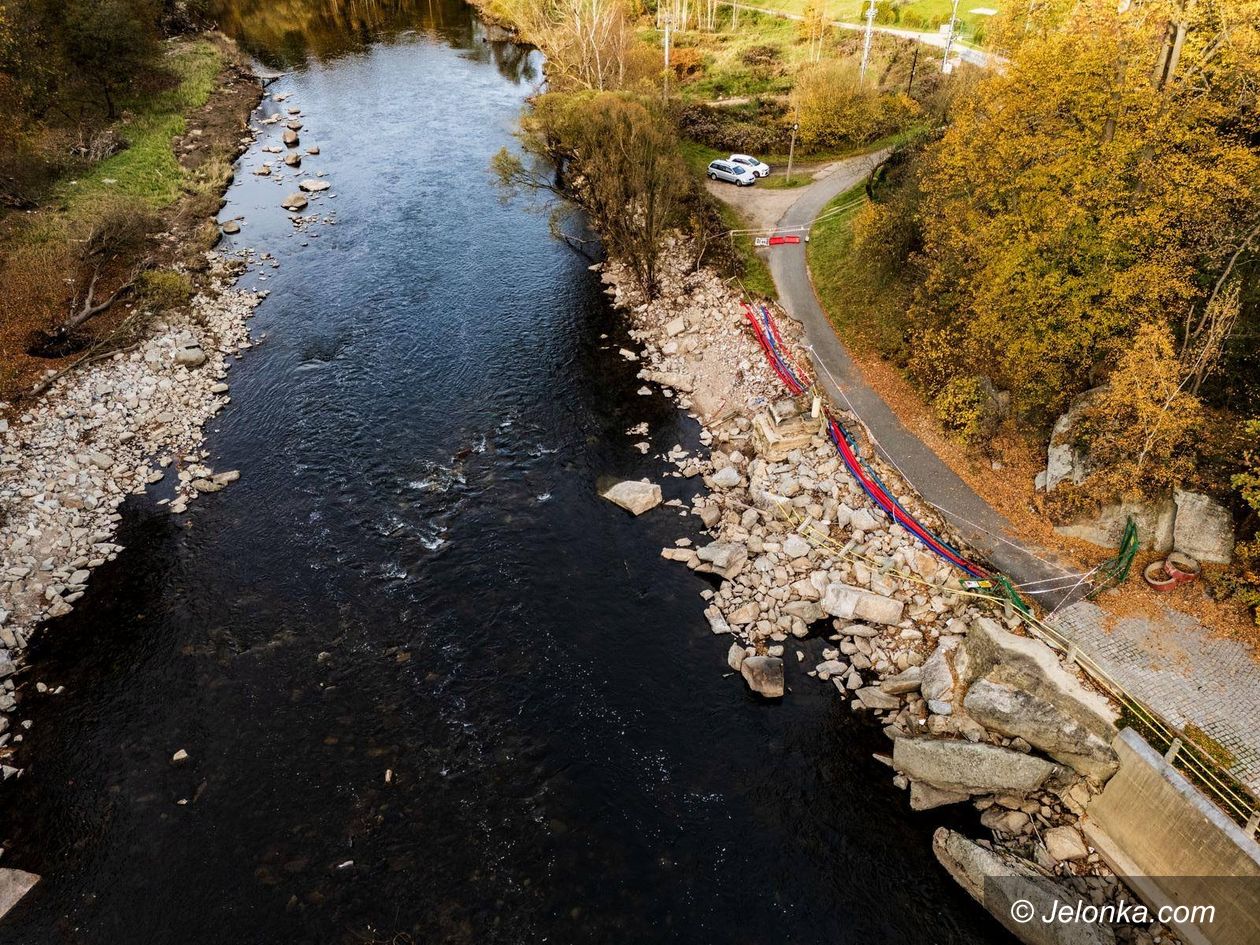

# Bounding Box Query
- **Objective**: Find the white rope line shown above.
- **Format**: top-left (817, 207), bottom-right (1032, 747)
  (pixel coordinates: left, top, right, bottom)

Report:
top-left (1013, 569), bottom-right (1099, 590)
top-left (1048, 566), bottom-right (1099, 618)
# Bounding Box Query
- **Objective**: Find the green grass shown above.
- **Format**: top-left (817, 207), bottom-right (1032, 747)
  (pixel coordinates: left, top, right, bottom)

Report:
top-left (758, 172), bottom-right (810, 188)
top-left (60, 40), bottom-right (222, 218)
top-left (805, 181), bottom-right (907, 353)
top-left (713, 199), bottom-right (778, 300)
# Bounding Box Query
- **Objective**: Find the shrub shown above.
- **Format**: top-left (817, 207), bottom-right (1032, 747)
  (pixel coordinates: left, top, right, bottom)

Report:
top-left (794, 61), bottom-right (922, 152)
top-left (740, 44), bottom-right (781, 67)
top-left (670, 46), bottom-right (705, 79)
top-left (137, 269), bottom-right (192, 310)
top-left (933, 374), bottom-right (994, 444)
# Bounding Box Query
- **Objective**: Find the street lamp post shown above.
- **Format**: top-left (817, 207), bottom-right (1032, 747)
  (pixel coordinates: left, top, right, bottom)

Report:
top-left (941, 0), bottom-right (961, 74)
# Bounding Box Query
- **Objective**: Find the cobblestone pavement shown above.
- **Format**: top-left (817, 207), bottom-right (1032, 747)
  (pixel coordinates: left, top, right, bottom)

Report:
top-left (1051, 600), bottom-right (1260, 798)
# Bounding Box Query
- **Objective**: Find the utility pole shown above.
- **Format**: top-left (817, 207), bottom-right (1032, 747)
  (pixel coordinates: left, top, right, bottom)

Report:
top-left (907, 43), bottom-right (919, 95)
top-left (941, 0), bottom-right (961, 74)
top-left (786, 121), bottom-right (798, 185)
top-left (859, 0), bottom-right (878, 82)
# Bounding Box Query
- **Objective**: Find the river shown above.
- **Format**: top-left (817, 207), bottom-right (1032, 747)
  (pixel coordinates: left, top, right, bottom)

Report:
top-left (0, 3), bottom-right (1009, 942)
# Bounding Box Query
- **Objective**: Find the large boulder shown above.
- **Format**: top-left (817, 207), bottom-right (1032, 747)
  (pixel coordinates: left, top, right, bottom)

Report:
top-left (963, 679), bottom-right (1118, 781)
top-left (1044, 391), bottom-right (1099, 492)
top-left (1052, 495), bottom-right (1175, 553)
top-left (821, 582), bottom-right (904, 627)
top-left (1173, 488), bottom-right (1234, 564)
top-left (740, 656), bottom-right (784, 698)
top-left (0, 868), bottom-right (39, 921)
top-left (893, 737), bottom-right (1059, 796)
top-left (957, 618), bottom-right (1117, 745)
top-left (600, 479), bottom-right (661, 515)
top-left (932, 829), bottom-right (1116, 945)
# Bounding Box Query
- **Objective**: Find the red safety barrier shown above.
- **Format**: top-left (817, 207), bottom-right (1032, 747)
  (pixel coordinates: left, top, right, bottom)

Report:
top-left (766, 235), bottom-right (801, 246)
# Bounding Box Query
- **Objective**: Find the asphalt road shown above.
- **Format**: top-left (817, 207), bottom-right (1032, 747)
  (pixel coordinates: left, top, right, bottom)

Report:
top-left (749, 156), bottom-right (1085, 609)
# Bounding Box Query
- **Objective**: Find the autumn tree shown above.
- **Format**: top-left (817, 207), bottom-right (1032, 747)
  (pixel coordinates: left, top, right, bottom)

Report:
top-left (522, 0), bottom-right (633, 92)
top-left (495, 92), bottom-right (693, 297)
top-left (1074, 323), bottom-right (1203, 502)
top-left (906, 0), bottom-right (1260, 424)
top-left (56, 0), bottom-right (162, 118)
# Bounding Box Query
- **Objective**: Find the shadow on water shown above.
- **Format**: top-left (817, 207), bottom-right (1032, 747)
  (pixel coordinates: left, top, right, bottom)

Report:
top-left (0, 2), bottom-right (1010, 943)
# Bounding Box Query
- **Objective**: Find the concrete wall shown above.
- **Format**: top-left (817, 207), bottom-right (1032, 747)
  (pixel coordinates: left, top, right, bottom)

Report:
top-left (1083, 728), bottom-right (1260, 945)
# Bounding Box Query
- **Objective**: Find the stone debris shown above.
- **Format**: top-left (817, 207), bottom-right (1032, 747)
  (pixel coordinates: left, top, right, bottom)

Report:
top-left (599, 479), bottom-right (661, 516)
top-left (740, 655), bottom-right (784, 698)
top-left (594, 239), bottom-right (1160, 938)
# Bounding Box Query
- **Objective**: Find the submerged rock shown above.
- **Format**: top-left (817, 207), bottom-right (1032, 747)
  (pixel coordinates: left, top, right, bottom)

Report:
top-left (740, 655), bottom-right (784, 698)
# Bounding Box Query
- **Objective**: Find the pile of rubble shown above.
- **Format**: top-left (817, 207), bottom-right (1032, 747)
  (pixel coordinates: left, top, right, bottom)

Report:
top-left (595, 245), bottom-right (1176, 945)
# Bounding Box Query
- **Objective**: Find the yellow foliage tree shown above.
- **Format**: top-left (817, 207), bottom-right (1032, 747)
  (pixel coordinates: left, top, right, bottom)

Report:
top-left (909, 0), bottom-right (1260, 422)
top-left (1075, 323), bottom-right (1203, 503)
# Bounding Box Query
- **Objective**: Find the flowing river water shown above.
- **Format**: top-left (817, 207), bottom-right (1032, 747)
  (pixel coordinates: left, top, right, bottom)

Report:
top-left (0, 3), bottom-right (1010, 942)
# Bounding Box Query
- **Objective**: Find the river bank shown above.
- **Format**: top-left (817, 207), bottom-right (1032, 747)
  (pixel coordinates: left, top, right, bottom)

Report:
top-left (0, 36), bottom-right (269, 791)
top-left (594, 241), bottom-right (1181, 945)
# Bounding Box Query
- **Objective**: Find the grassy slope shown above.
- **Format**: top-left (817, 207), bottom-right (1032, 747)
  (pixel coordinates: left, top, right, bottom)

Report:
top-left (719, 201), bottom-right (779, 300)
top-left (806, 181), bottom-right (908, 356)
top-left (0, 38), bottom-right (227, 396)
top-left (60, 40), bottom-right (222, 219)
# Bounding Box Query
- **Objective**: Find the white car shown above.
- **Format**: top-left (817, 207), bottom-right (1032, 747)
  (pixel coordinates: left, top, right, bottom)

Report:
top-left (729, 153), bottom-right (770, 177)
top-left (707, 159), bottom-right (756, 186)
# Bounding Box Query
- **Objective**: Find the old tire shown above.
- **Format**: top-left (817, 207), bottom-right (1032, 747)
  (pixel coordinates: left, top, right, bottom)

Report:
top-left (1165, 551), bottom-right (1201, 582)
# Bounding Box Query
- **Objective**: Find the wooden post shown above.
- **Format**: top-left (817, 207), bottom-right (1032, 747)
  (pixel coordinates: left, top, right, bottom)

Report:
top-left (1165, 737), bottom-right (1182, 764)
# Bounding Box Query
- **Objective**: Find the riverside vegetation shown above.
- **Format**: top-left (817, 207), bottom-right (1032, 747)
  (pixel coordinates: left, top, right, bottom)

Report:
top-left (0, 1), bottom-right (276, 790)
top-left (805, 0), bottom-right (1260, 623)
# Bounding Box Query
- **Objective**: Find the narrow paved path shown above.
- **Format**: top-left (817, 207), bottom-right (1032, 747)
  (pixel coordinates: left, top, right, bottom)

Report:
top-left (719, 157), bottom-right (1260, 799)
top-left (758, 155), bottom-right (1081, 609)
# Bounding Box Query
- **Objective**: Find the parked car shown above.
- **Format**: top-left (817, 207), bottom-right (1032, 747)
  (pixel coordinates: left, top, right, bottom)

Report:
top-left (707, 159), bottom-right (756, 186)
top-left (729, 153), bottom-right (770, 177)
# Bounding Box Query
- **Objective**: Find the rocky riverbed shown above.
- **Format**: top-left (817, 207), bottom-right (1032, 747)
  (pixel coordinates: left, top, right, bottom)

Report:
top-left (0, 72), bottom-right (343, 801)
top-left (0, 266), bottom-right (263, 761)
top-left (596, 243), bottom-right (1180, 945)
